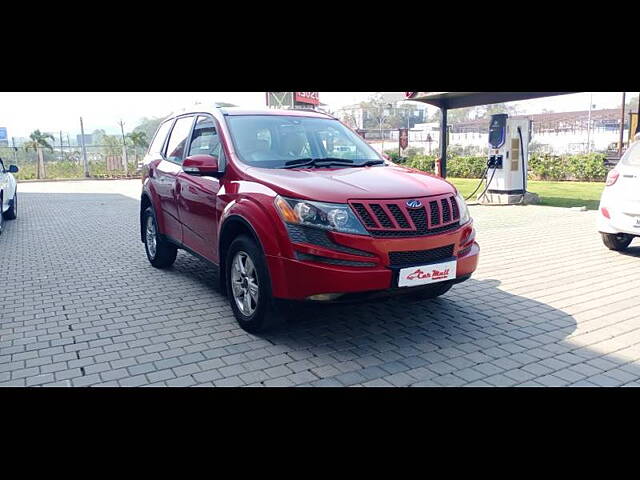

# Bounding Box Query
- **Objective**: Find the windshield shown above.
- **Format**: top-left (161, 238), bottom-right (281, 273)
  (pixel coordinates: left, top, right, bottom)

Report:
top-left (621, 142), bottom-right (640, 167)
top-left (226, 115), bottom-right (382, 169)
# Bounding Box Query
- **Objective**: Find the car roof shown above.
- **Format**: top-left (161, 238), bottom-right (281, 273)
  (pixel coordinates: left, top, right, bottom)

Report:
top-left (163, 106), bottom-right (335, 124)
top-left (219, 107), bottom-right (333, 119)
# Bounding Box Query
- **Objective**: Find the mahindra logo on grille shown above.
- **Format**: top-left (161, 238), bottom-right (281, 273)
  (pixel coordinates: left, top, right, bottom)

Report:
top-left (406, 200), bottom-right (422, 209)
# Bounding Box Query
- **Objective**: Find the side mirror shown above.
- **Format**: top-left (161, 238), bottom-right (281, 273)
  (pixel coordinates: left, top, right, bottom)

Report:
top-left (8, 165), bottom-right (19, 173)
top-left (182, 154), bottom-right (220, 176)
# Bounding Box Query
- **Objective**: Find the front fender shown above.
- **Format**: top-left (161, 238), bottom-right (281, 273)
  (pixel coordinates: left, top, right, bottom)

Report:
top-left (218, 196), bottom-right (288, 259)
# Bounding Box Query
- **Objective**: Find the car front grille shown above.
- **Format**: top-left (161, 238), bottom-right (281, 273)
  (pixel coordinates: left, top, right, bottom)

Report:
top-left (388, 245), bottom-right (455, 267)
top-left (349, 194), bottom-right (460, 238)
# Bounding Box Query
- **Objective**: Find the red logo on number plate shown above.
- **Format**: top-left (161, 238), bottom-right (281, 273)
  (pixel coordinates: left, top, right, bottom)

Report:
top-left (406, 268), bottom-right (450, 281)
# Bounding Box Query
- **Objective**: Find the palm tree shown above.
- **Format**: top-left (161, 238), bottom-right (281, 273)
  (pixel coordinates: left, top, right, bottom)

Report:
top-left (24, 130), bottom-right (54, 179)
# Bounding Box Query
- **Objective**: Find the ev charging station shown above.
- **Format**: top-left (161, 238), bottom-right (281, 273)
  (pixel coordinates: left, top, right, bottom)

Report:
top-left (406, 93), bottom-right (575, 202)
top-left (477, 114), bottom-right (539, 205)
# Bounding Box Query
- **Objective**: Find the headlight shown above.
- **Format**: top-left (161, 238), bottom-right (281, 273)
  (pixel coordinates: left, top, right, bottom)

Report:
top-left (274, 196), bottom-right (369, 235)
top-left (454, 192), bottom-right (471, 225)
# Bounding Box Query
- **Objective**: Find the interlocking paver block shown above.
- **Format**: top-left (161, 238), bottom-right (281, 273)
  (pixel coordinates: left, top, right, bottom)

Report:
top-left (4, 181), bottom-right (640, 388)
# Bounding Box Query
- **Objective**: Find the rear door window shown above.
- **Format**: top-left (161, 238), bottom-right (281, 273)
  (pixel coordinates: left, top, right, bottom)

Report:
top-left (148, 121), bottom-right (173, 156)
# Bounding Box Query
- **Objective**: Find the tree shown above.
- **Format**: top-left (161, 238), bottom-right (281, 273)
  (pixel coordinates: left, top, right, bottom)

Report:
top-left (472, 102), bottom-right (519, 119)
top-left (126, 131), bottom-right (148, 149)
top-left (621, 93), bottom-right (639, 113)
top-left (133, 117), bottom-right (164, 144)
top-left (431, 106), bottom-right (474, 124)
top-left (427, 102), bottom-right (520, 124)
top-left (24, 130), bottom-right (54, 179)
top-left (339, 111), bottom-right (359, 129)
top-left (356, 93), bottom-right (425, 130)
top-left (101, 135), bottom-right (122, 157)
top-left (91, 129), bottom-right (107, 145)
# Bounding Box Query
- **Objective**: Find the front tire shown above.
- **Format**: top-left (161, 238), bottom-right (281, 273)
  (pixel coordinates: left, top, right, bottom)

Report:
top-left (3, 192), bottom-right (17, 220)
top-left (143, 207), bottom-right (177, 268)
top-left (601, 232), bottom-right (633, 251)
top-left (225, 235), bottom-right (283, 333)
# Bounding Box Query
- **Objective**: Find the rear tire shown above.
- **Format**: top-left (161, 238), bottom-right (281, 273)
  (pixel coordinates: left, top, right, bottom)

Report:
top-left (143, 207), bottom-right (177, 268)
top-left (225, 234), bottom-right (285, 333)
top-left (601, 232), bottom-right (633, 251)
top-left (409, 281), bottom-right (453, 300)
top-left (3, 192), bottom-right (17, 220)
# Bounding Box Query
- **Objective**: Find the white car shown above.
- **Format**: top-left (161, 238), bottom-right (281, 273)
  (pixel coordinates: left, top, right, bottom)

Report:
top-left (597, 134), bottom-right (640, 251)
top-left (0, 157), bottom-right (19, 235)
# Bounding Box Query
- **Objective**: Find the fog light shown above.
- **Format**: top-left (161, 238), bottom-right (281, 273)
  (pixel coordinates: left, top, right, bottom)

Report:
top-left (307, 293), bottom-right (344, 301)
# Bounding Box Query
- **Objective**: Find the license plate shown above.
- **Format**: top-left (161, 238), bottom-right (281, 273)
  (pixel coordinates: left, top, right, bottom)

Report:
top-left (398, 259), bottom-right (457, 287)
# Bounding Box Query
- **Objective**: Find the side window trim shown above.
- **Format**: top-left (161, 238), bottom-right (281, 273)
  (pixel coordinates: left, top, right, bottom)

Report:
top-left (159, 119), bottom-right (173, 159)
top-left (147, 118), bottom-right (174, 158)
top-left (165, 114), bottom-right (195, 165)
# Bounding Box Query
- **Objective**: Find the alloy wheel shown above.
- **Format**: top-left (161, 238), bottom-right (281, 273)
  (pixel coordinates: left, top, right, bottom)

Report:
top-left (146, 215), bottom-right (157, 258)
top-left (231, 251), bottom-right (259, 316)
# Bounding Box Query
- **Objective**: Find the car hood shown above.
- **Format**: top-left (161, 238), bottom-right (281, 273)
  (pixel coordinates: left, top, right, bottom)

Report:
top-left (245, 164), bottom-right (456, 203)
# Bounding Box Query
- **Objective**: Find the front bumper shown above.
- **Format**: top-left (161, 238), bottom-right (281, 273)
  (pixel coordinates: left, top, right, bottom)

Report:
top-left (267, 234), bottom-right (480, 300)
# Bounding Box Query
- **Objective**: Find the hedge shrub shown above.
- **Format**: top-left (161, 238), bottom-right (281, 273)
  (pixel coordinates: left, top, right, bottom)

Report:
top-left (446, 156), bottom-right (486, 178)
top-left (528, 152), bottom-right (607, 182)
top-left (390, 149), bottom-right (607, 182)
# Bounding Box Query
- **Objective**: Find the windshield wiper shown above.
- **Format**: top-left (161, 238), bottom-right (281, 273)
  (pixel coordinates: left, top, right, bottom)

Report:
top-left (283, 158), bottom-right (355, 169)
top-left (353, 160), bottom-right (385, 167)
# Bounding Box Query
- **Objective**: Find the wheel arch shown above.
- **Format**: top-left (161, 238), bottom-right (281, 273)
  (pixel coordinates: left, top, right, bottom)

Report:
top-left (140, 192), bottom-right (152, 242)
top-left (218, 215), bottom-right (266, 295)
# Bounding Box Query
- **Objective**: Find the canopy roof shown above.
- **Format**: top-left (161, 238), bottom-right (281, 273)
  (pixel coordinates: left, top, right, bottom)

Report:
top-left (409, 92), bottom-right (577, 109)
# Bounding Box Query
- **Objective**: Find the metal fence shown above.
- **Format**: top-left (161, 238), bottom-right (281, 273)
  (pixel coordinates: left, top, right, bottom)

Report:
top-left (0, 144), bottom-right (145, 180)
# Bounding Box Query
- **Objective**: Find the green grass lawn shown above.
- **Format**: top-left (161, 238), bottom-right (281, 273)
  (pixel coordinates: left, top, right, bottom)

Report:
top-left (449, 178), bottom-right (605, 210)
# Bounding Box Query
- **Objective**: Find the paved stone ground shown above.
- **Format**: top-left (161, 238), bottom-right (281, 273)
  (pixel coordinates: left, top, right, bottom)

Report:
top-left (2, 179), bottom-right (640, 387)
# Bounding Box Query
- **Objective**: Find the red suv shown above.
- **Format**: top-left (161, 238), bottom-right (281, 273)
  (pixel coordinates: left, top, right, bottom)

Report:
top-left (140, 107), bottom-right (479, 332)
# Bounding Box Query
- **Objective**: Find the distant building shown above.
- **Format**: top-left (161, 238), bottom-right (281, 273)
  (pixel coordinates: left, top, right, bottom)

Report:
top-left (76, 134), bottom-right (92, 145)
top-left (399, 108), bottom-right (632, 155)
top-left (447, 108), bottom-right (631, 154)
top-left (338, 93), bottom-right (428, 130)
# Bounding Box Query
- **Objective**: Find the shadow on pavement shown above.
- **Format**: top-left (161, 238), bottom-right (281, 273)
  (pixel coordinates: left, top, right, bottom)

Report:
top-left (3, 192), bottom-right (639, 386)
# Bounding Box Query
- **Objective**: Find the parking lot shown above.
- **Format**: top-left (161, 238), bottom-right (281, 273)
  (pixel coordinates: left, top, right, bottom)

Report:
top-left (2, 179), bottom-right (640, 386)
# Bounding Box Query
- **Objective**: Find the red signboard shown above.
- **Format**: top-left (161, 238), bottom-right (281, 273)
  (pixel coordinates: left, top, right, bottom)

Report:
top-left (399, 128), bottom-right (409, 150)
top-left (295, 92), bottom-right (320, 105)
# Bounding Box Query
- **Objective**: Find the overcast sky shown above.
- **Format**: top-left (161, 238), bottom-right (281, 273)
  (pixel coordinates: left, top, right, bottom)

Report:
top-left (0, 91), bottom-right (630, 139)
